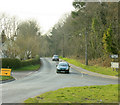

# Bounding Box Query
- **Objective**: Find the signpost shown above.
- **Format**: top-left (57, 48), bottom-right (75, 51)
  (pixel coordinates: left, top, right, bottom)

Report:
top-left (110, 54), bottom-right (118, 59)
top-left (111, 62), bottom-right (119, 68)
top-left (110, 54), bottom-right (119, 71)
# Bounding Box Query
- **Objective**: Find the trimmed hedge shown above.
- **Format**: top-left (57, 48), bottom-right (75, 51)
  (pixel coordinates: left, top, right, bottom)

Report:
top-left (21, 59), bottom-right (40, 67)
top-left (2, 58), bottom-right (21, 69)
top-left (2, 58), bottom-right (40, 69)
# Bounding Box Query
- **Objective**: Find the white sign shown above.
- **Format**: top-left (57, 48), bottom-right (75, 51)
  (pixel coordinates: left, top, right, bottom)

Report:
top-left (110, 54), bottom-right (118, 59)
top-left (111, 62), bottom-right (119, 68)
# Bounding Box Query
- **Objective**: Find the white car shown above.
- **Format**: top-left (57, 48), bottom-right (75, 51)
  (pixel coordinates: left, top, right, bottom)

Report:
top-left (52, 55), bottom-right (59, 61)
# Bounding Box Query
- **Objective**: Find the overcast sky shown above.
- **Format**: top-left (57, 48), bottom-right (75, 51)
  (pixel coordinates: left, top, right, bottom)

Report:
top-left (0, 0), bottom-right (74, 34)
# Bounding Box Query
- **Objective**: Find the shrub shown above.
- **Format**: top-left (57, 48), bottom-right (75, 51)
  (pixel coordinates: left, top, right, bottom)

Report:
top-left (2, 57), bottom-right (40, 69)
top-left (21, 58), bottom-right (40, 67)
top-left (2, 58), bottom-right (21, 69)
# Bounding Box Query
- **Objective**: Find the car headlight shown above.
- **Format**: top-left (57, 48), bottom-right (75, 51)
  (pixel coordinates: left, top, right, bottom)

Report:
top-left (57, 67), bottom-right (60, 70)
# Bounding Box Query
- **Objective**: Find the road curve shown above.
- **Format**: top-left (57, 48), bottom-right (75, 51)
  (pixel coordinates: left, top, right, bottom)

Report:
top-left (2, 57), bottom-right (118, 103)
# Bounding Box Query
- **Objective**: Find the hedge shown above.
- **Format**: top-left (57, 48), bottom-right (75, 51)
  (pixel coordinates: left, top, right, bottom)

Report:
top-left (2, 57), bottom-right (40, 69)
top-left (2, 58), bottom-right (21, 69)
top-left (21, 58), bottom-right (40, 67)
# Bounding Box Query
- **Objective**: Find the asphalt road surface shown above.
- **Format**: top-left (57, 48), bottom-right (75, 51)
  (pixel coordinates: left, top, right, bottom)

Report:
top-left (2, 58), bottom-right (118, 103)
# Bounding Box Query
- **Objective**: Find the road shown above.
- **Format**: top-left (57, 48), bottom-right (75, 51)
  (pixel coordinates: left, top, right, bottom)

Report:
top-left (2, 58), bottom-right (118, 103)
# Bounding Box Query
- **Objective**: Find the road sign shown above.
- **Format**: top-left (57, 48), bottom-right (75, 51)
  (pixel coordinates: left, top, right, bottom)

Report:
top-left (110, 54), bottom-right (118, 59)
top-left (111, 62), bottom-right (119, 68)
top-left (0, 68), bottom-right (11, 76)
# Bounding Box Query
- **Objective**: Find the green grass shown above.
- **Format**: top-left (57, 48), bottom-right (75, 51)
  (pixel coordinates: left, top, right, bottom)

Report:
top-left (61, 58), bottom-right (118, 76)
top-left (13, 64), bottom-right (40, 71)
top-left (0, 75), bottom-right (14, 81)
top-left (24, 84), bottom-right (118, 103)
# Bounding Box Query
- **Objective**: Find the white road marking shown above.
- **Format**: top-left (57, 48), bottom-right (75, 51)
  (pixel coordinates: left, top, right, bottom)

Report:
top-left (26, 72), bottom-right (33, 76)
top-left (81, 73), bottom-right (84, 77)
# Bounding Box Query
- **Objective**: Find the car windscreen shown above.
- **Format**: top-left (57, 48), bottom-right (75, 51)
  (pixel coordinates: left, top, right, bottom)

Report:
top-left (54, 55), bottom-right (58, 57)
top-left (59, 63), bottom-right (68, 66)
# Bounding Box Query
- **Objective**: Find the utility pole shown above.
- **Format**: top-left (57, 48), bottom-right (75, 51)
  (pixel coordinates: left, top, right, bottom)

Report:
top-left (85, 30), bottom-right (88, 65)
top-left (55, 42), bottom-right (56, 54)
top-left (55, 37), bottom-right (57, 54)
top-left (62, 33), bottom-right (65, 57)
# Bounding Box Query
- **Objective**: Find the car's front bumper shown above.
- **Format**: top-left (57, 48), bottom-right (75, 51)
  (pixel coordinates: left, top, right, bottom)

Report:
top-left (57, 69), bottom-right (69, 72)
top-left (52, 59), bottom-right (59, 61)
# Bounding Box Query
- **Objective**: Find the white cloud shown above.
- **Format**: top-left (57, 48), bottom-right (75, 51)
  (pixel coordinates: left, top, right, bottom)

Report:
top-left (0, 0), bottom-right (74, 34)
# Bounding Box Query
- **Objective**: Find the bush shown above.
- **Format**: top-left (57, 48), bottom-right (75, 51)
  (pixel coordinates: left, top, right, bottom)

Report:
top-left (21, 58), bottom-right (40, 67)
top-left (2, 58), bottom-right (21, 69)
top-left (2, 57), bottom-right (40, 69)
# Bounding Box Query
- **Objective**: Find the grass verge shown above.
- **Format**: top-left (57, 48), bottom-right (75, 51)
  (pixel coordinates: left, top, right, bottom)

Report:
top-left (0, 75), bottom-right (15, 81)
top-left (61, 58), bottom-right (118, 76)
top-left (13, 64), bottom-right (40, 71)
top-left (24, 84), bottom-right (118, 103)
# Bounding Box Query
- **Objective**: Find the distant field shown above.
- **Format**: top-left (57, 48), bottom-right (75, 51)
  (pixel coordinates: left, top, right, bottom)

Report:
top-left (13, 64), bottom-right (40, 71)
top-left (24, 84), bottom-right (118, 103)
top-left (61, 57), bottom-right (118, 76)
